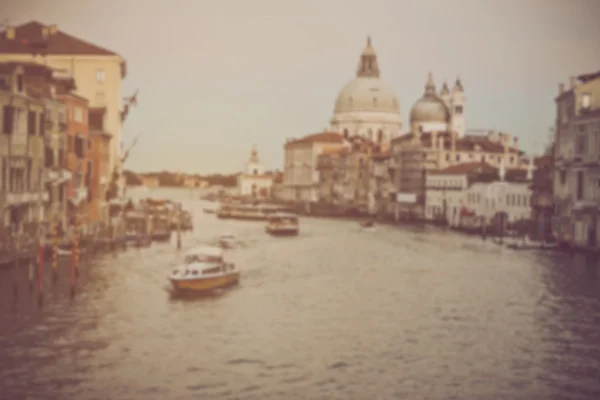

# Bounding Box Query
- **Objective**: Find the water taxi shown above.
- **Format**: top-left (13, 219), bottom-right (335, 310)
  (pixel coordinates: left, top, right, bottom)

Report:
top-left (265, 213), bottom-right (299, 236)
top-left (219, 234), bottom-right (236, 249)
top-left (168, 246), bottom-right (240, 293)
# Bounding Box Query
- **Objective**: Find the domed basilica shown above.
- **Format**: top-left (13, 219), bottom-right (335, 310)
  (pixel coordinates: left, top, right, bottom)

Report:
top-left (329, 37), bottom-right (467, 147)
top-left (329, 37), bottom-right (402, 147)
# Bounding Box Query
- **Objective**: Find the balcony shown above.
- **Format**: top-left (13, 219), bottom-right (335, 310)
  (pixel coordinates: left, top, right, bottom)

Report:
top-left (6, 191), bottom-right (49, 206)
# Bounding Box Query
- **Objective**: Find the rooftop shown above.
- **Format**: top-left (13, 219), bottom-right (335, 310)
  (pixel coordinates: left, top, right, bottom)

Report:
top-left (285, 132), bottom-right (346, 147)
top-left (0, 21), bottom-right (119, 56)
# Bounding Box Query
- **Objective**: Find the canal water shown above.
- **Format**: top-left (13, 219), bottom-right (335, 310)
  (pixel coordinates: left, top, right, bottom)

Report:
top-left (1, 189), bottom-right (600, 400)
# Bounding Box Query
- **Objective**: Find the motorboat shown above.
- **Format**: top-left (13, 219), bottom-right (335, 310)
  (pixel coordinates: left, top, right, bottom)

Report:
top-left (360, 220), bottom-right (376, 232)
top-left (265, 213), bottom-right (299, 236)
top-left (168, 246), bottom-right (240, 293)
top-left (219, 234), bottom-right (235, 249)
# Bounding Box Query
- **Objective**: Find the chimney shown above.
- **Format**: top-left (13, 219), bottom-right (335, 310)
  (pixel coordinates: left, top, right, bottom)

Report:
top-left (5, 26), bottom-right (15, 40)
top-left (569, 76), bottom-right (579, 89)
top-left (48, 24), bottom-right (58, 35)
top-left (512, 136), bottom-right (518, 152)
top-left (559, 83), bottom-right (565, 95)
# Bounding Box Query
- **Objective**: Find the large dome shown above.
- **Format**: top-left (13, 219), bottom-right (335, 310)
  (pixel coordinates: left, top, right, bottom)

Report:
top-left (409, 73), bottom-right (450, 125)
top-left (334, 77), bottom-right (400, 114)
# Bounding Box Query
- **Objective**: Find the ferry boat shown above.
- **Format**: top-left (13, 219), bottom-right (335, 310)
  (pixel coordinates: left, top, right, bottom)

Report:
top-left (265, 213), bottom-right (299, 236)
top-left (216, 203), bottom-right (286, 221)
top-left (168, 246), bottom-right (240, 293)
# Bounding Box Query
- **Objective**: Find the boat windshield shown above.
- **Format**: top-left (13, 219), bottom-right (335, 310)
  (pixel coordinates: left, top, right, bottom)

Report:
top-left (270, 216), bottom-right (298, 224)
top-left (184, 255), bottom-right (221, 264)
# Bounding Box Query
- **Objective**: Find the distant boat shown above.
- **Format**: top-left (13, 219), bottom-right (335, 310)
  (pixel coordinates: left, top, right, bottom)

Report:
top-left (360, 220), bottom-right (376, 232)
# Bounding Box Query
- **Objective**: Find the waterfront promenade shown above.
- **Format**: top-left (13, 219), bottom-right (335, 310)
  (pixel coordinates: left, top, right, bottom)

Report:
top-left (1, 189), bottom-right (599, 399)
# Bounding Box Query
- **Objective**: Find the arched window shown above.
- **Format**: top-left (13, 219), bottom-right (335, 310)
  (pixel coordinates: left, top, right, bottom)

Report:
top-left (343, 129), bottom-right (349, 138)
top-left (253, 168), bottom-right (258, 175)
top-left (377, 129), bottom-right (383, 144)
top-left (373, 97), bottom-right (378, 106)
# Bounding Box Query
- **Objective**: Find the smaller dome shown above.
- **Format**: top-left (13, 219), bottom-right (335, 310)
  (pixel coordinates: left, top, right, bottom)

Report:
top-left (409, 72), bottom-right (450, 125)
top-left (410, 98), bottom-right (450, 124)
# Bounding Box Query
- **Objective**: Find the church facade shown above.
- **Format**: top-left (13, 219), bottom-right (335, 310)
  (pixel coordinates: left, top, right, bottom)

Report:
top-left (237, 146), bottom-right (273, 198)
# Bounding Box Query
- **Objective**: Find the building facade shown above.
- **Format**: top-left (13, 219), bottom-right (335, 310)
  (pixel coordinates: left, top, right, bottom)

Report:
top-left (88, 107), bottom-right (111, 223)
top-left (0, 62), bottom-right (49, 237)
top-left (0, 21), bottom-right (127, 185)
top-left (57, 79), bottom-right (91, 225)
top-left (282, 132), bottom-right (348, 204)
top-left (553, 70), bottom-right (600, 248)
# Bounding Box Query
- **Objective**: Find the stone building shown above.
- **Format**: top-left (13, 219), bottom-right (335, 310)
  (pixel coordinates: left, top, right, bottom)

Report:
top-left (553, 70), bottom-right (600, 248)
top-left (0, 21), bottom-right (127, 191)
top-left (282, 132), bottom-right (348, 205)
top-left (0, 62), bottom-right (49, 235)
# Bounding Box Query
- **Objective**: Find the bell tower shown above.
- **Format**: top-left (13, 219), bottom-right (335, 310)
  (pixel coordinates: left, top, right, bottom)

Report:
top-left (450, 77), bottom-right (466, 137)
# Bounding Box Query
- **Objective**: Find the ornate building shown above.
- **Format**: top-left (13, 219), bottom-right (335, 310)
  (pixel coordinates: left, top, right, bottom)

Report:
top-left (237, 145), bottom-right (273, 199)
top-left (410, 72), bottom-right (465, 137)
top-left (329, 37), bottom-right (402, 148)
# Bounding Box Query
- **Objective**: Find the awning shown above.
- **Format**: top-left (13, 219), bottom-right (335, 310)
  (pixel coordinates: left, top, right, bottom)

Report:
top-left (69, 187), bottom-right (88, 206)
top-left (46, 169), bottom-right (72, 186)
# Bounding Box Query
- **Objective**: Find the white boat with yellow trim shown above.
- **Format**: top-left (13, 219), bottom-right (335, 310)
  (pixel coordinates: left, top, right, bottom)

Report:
top-left (168, 246), bottom-right (239, 293)
top-left (265, 212), bottom-right (299, 236)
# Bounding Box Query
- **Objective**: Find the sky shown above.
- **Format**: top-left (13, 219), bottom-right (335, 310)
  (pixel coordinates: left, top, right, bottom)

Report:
top-left (3, 0), bottom-right (600, 174)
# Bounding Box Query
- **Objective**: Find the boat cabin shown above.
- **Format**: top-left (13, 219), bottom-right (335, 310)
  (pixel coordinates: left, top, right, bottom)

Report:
top-left (184, 246), bottom-right (223, 264)
top-left (267, 212), bottom-right (299, 224)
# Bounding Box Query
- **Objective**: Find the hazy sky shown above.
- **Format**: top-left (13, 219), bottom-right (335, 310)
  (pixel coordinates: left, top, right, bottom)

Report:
top-left (3, 0), bottom-right (600, 174)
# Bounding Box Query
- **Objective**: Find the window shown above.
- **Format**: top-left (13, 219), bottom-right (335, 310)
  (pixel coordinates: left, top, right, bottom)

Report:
top-left (454, 105), bottom-right (463, 114)
top-left (96, 70), bottom-right (105, 83)
top-left (27, 111), bottom-right (36, 135)
top-left (373, 97), bottom-right (378, 106)
top-left (16, 74), bottom-right (23, 92)
top-left (455, 154), bottom-right (460, 162)
top-left (2, 105), bottom-right (14, 134)
top-left (576, 170), bottom-right (584, 201)
top-left (74, 107), bottom-right (83, 123)
top-left (581, 93), bottom-right (591, 110)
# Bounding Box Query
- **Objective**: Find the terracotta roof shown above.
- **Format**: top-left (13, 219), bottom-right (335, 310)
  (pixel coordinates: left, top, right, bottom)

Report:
top-left (321, 147), bottom-right (345, 156)
top-left (393, 131), bottom-right (522, 154)
top-left (285, 132), bottom-right (345, 147)
top-left (577, 70), bottom-right (600, 83)
top-left (0, 21), bottom-right (118, 56)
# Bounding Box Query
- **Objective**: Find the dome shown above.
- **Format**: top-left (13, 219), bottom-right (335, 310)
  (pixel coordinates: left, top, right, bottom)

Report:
top-left (409, 97), bottom-right (450, 124)
top-left (409, 72), bottom-right (450, 125)
top-left (334, 77), bottom-right (400, 114)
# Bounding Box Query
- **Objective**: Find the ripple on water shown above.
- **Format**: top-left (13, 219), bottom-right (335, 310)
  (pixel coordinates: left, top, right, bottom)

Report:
top-left (1, 198), bottom-right (600, 399)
